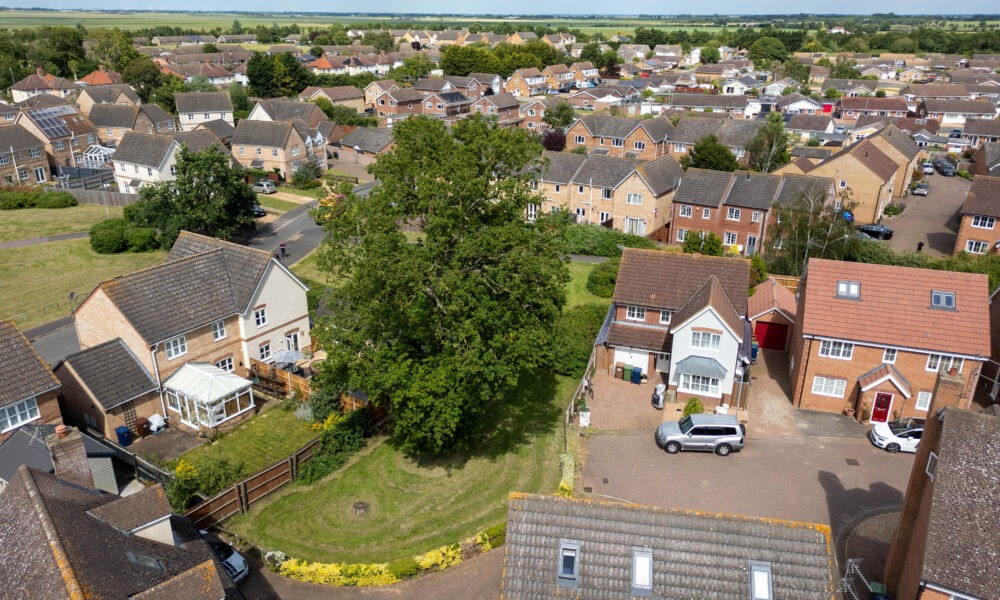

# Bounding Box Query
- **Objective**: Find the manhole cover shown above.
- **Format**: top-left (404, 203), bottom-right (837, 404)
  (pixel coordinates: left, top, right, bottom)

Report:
top-left (352, 501), bottom-right (369, 514)
top-left (845, 458), bottom-right (861, 466)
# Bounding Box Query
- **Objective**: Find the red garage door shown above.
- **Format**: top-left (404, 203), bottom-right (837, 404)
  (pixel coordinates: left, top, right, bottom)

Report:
top-left (754, 321), bottom-right (789, 351)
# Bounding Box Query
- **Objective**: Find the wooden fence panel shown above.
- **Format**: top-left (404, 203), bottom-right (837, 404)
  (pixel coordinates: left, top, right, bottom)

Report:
top-left (48, 187), bottom-right (137, 206)
top-left (187, 487), bottom-right (240, 529)
top-left (242, 460), bottom-right (293, 505)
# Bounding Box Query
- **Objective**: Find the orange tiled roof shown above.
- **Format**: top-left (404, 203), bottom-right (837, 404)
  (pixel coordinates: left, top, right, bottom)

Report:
top-left (801, 258), bottom-right (990, 356)
top-left (749, 277), bottom-right (797, 321)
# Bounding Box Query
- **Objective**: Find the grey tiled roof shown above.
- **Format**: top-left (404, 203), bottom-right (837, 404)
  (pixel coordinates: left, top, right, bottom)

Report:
top-left (668, 93), bottom-right (749, 109)
top-left (0, 124), bottom-right (44, 152)
top-left (232, 119), bottom-right (293, 148)
top-left (173, 129), bottom-right (227, 154)
top-left (572, 154), bottom-right (642, 189)
top-left (89, 484), bottom-right (171, 532)
top-left (961, 175), bottom-right (1000, 218)
top-left (669, 116), bottom-right (726, 144)
top-left (715, 120), bottom-right (764, 148)
top-left (636, 156), bottom-right (683, 196)
top-left (114, 132), bottom-right (174, 168)
top-left (613, 249), bottom-right (749, 315)
top-left (577, 114), bottom-right (641, 139)
top-left (673, 168), bottom-right (734, 208)
top-left (0, 320), bottom-right (60, 408)
top-left (874, 124), bottom-right (920, 160)
top-left (965, 118), bottom-right (1000, 137)
top-left (726, 171), bottom-right (783, 210)
top-left (339, 127), bottom-right (394, 153)
top-left (167, 231), bottom-right (275, 313)
top-left (538, 151), bottom-right (587, 184)
top-left (787, 114), bottom-right (833, 132)
top-left (922, 98), bottom-right (996, 114)
top-left (791, 146), bottom-right (835, 159)
top-left (922, 409), bottom-right (1000, 599)
top-left (0, 466), bottom-right (234, 599)
top-left (196, 118), bottom-right (236, 140)
top-left (503, 493), bottom-right (834, 600)
top-left (253, 99), bottom-right (325, 124)
top-left (0, 424), bottom-right (112, 484)
top-left (774, 174), bottom-right (835, 206)
top-left (58, 339), bottom-right (156, 410)
top-left (78, 84), bottom-right (140, 105)
top-left (175, 91), bottom-right (233, 114)
top-left (88, 103), bottom-right (139, 128)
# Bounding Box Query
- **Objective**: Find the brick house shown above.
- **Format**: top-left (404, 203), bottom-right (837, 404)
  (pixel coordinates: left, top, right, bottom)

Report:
top-left (470, 93), bottom-right (522, 126)
top-left (422, 91), bottom-right (473, 118)
top-left (541, 64), bottom-right (575, 90)
top-left (884, 406), bottom-right (1000, 600)
top-left (15, 104), bottom-right (98, 171)
top-left (373, 88), bottom-right (425, 127)
top-left (916, 98), bottom-right (997, 126)
top-left (595, 250), bottom-right (751, 406)
top-left (504, 68), bottom-right (548, 97)
top-left (789, 258), bottom-right (989, 423)
top-left (363, 79), bottom-right (400, 107)
top-left (962, 118), bottom-right (1000, 149)
top-left (0, 124), bottom-right (50, 186)
top-left (0, 320), bottom-right (62, 441)
top-left (971, 142), bottom-right (1000, 177)
top-left (665, 93), bottom-right (749, 118)
top-left (467, 73), bottom-right (504, 96)
top-left (298, 86), bottom-right (366, 112)
top-left (112, 130), bottom-right (224, 193)
top-left (665, 117), bottom-right (763, 165)
top-left (518, 97), bottom-right (568, 133)
top-left (75, 84), bottom-right (140, 116)
top-left (10, 67), bottom-right (78, 103)
top-left (88, 103), bottom-right (176, 146)
top-left (569, 61), bottom-right (600, 87)
top-left (232, 120), bottom-right (321, 179)
top-left (529, 151), bottom-right (683, 237)
top-left (838, 97), bottom-right (909, 123)
top-left (955, 175), bottom-right (1000, 255)
top-left (565, 114), bottom-right (672, 161)
top-left (248, 98), bottom-right (328, 129)
top-left (174, 91), bottom-right (234, 132)
top-left (863, 124), bottom-right (922, 201)
top-left (441, 76), bottom-right (482, 99)
top-left (73, 233), bottom-right (311, 431)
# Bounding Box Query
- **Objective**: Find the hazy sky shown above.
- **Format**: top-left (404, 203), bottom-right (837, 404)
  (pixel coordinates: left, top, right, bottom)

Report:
top-left (8, 1), bottom-right (1000, 15)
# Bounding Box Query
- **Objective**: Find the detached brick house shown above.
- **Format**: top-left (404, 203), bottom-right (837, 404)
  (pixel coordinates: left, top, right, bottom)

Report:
top-left (596, 250), bottom-right (750, 406)
top-left (0, 124), bottom-right (49, 186)
top-left (666, 92), bottom-right (749, 118)
top-left (298, 86), bottom-right (366, 112)
top-left (504, 68), bottom-right (548, 97)
top-left (471, 93), bottom-right (522, 126)
top-left (566, 114), bottom-right (672, 161)
top-left (916, 98), bottom-right (997, 126)
top-left (373, 88), bottom-right (425, 126)
top-left (88, 103), bottom-right (176, 145)
top-left (10, 67), bottom-right (78, 103)
top-left (15, 104), bottom-right (98, 171)
top-left (75, 84), bottom-right (140, 116)
top-left (0, 320), bottom-right (62, 441)
top-left (955, 175), bottom-right (1000, 255)
top-left (789, 258), bottom-right (989, 423)
top-left (175, 91), bottom-right (234, 132)
top-left (838, 97), bottom-right (909, 123)
top-left (232, 120), bottom-right (322, 179)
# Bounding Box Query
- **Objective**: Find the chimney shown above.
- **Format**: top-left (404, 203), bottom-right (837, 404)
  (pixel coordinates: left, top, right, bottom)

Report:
top-left (99, 64), bottom-right (107, 72)
top-left (46, 425), bottom-right (95, 489)
top-left (35, 66), bottom-right (44, 77)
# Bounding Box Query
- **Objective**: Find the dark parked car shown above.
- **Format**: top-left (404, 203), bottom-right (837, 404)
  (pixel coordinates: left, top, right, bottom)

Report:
top-left (859, 223), bottom-right (893, 240)
top-left (935, 158), bottom-right (956, 176)
top-left (251, 205), bottom-right (267, 218)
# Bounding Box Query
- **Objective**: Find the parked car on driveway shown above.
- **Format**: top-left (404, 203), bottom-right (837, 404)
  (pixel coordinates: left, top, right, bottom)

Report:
top-left (201, 530), bottom-right (250, 584)
top-left (935, 158), bottom-right (956, 176)
top-left (252, 180), bottom-right (277, 194)
top-left (858, 223), bottom-right (894, 240)
top-left (655, 414), bottom-right (746, 456)
top-left (922, 162), bottom-right (934, 175)
top-left (251, 205), bottom-right (267, 218)
top-left (912, 182), bottom-right (929, 196)
top-left (869, 417), bottom-right (925, 453)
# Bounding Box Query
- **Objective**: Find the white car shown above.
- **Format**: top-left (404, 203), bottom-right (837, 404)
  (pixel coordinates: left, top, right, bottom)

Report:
top-left (202, 531), bottom-right (250, 584)
top-left (869, 418), bottom-right (925, 453)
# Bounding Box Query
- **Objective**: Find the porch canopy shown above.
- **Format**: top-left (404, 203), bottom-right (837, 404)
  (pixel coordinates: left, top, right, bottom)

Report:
top-left (163, 363), bottom-right (254, 429)
top-left (674, 356), bottom-right (726, 379)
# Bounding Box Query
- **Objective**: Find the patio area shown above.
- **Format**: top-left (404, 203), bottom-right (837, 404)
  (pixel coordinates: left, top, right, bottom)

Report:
top-left (129, 423), bottom-right (204, 464)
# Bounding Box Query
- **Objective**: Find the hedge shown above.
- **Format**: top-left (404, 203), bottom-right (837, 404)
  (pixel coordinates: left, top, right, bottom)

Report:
top-left (552, 304), bottom-right (608, 377)
top-left (585, 258), bottom-right (619, 298)
top-left (88, 218), bottom-right (160, 254)
top-left (0, 188), bottom-right (77, 210)
top-left (562, 223), bottom-right (657, 257)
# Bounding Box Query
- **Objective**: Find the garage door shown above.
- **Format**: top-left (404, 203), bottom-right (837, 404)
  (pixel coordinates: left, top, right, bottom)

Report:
top-left (754, 321), bottom-right (789, 351)
top-left (614, 348), bottom-right (649, 371)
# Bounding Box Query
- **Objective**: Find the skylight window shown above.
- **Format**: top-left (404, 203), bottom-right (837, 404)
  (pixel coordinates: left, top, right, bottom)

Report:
top-left (836, 280), bottom-right (860, 299)
top-left (748, 561), bottom-right (773, 600)
top-left (557, 540), bottom-right (580, 588)
top-left (930, 290), bottom-right (955, 310)
top-left (632, 548), bottom-right (653, 596)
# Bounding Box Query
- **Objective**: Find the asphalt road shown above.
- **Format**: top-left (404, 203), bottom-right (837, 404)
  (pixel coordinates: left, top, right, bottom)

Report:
top-left (884, 166), bottom-right (970, 256)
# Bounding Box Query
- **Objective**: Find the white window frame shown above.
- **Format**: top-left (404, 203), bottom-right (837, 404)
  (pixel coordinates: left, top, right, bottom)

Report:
top-left (165, 335), bottom-right (187, 360)
top-left (602, 188), bottom-right (612, 199)
top-left (259, 342), bottom-right (272, 362)
top-left (926, 354), bottom-right (963, 373)
top-left (626, 193), bottom-right (643, 205)
top-left (882, 348), bottom-right (897, 364)
top-left (0, 397), bottom-right (41, 433)
top-left (676, 228), bottom-right (688, 242)
top-left (626, 305), bottom-right (646, 321)
top-left (574, 135), bottom-right (585, 144)
top-left (812, 376), bottom-right (847, 398)
top-left (557, 540), bottom-right (581, 588)
top-left (931, 290), bottom-right (956, 310)
top-left (915, 391), bottom-right (932, 411)
top-left (632, 548), bottom-right (653, 596)
top-left (526, 203), bottom-right (538, 221)
top-left (659, 310), bottom-right (672, 325)
top-left (680, 373), bottom-right (720, 395)
top-left (212, 320), bottom-right (226, 341)
top-left (679, 205), bottom-right (692, 218)
top-left (634, 141), bottom-right (646, 151)
top-left (751, 211), bottom-right (761, 223)
top-left (724, 231), bottom-right (738, 246)
top-left (254, 307), bottom-right (268, 328)
top-left (727, 207), bottom-right (741, 221)
top-left (599, 211), bottom-right (611, 223)
top-left (702, 208), bottom-right (711, 219)
top-left (215, 357), bottom-right (234, 372)
top-left (966, 240), bottom-right (988, 254)
top-left (691, 331), bottom-right (721, 351)
top-left (837, 280), bottom-right (860, 298)
top-left (819, 340), bottom-right (854, 359)
top-left (972, 215), bottom-right (995, 229)
top-left (611, 138), bottom-right (624, 148)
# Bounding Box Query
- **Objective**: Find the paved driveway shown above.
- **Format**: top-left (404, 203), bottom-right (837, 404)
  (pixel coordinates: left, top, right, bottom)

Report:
top-left (883, 170), bottom-right (969, 256)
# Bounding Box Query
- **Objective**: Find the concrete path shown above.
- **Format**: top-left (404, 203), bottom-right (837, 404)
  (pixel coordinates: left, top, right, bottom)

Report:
top-left (746, 349), bottom-right (801, 438)
top-left (0, 231), bottom-right (88, 250)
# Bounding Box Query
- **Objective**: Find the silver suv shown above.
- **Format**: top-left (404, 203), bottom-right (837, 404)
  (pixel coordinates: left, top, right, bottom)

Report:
top-left (655, 414), bottom-right (746, 456)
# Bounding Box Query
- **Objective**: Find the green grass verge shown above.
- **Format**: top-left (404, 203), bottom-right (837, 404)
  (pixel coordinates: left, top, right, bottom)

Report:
top-left (279, 187), bottom-right (326, 200)
top-left (0, 205), bottom-right (124, 244)
top-left (566, 261), bottom-right (611, 309)
top-left (227, 371), bottom-right (571, 563)
top-left (290, 249), bottom-right (333, 285)
top-left (256, 195), bottom-right (300, 213)
top-left (171, 406), bottom-right (318, 476)
top-left (0, 238), bottom-right (165, 330)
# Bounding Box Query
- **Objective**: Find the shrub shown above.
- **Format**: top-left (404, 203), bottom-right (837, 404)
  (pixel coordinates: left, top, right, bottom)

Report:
top-left (682, 397), bottom-right (704, 418)
top-left (263, 550), bottom-right (289, 572)
top-left (556, 453), bottom-right (575, 498)
top-left (0, 188), bottom-right (77, 209)
top-left (585, 258), bottom-right (619, 298)
top-left (957, 170), bottom-right (973, 181)
top-left (388, 557), bottom-right (420, 579)
top-left (89, 219), bottom-right (131, 254)
top-left (292, 162), bottom-right (322, 188)
top-left (125, 227), bottom-right (159, 252)
top-left (33, 191), bottom-right (78, 208)
top-left (308, 388), bottom-right (341, 424)
top-left (477, 523), bottom-right (506, 551)
top-left (883, 203), bottom-right (904, 216)
top-left (552, 304), bottom-right (608, 376)
top-left (414, 544), bottom-right (462, 571)
top-left (193, 454), bottom-right (247, 496)
top-left (279, 558), bottom-right (398, 586)
top-left (294, 402), bottom-right (313, 422)
top-left (561, 223), bottom-right (657, 257)
top-left (296, 408), bottom-right (369, 483)
top-left (166, 458), bottom-right (200, 511)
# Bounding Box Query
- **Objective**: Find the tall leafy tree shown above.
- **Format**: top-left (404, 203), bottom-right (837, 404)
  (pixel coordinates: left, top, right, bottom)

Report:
top-left (541, 101), bottom-right (576, 130)
top-left (439, 45), bottom-right (501, 76)
top-left (122, 56), bottom-right (164, 102)
top-left (367, 31), bottom-right (396, 53)
top-left (246, 51), bottom-right (277, 98)
top-left (124, 146), bottom-right (256, 247)
top-left (764, 185), bottom-right (859, 276)
top-left (748, 36), bottom-right (789, 66)
top-left (273, 52), bottom-right (314, 96)
top-left (91, 28), bottom-right (140, 72)
top-left (747, 112), bottom-right (791, 173)
top-left (681, 135), bottom-right (739, 172)
top-left (312, 115), bottom-right (569, 455)
top-left (387, 54), bottom-right (435, 84)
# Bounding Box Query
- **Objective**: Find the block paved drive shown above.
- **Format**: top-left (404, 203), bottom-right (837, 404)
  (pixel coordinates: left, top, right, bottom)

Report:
top-left (883, 171), bottom-right (969, 256)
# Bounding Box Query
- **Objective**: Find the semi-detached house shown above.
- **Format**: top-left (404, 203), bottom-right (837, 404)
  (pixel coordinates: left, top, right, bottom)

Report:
top-left (175, 91), bottom-right (234, 132)
top-left (565, 114), bottom-right (673, 161)
top-left (955, 175), bottom-right (1000, 255)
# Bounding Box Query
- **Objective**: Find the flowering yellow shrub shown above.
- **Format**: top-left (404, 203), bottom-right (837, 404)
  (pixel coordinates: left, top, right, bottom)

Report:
top-left (278, 558), bottom-right (398, 586)
top-left (174, 458), bottom-right (198, 479)
top-left (414, 544), bottom-right (462, 571)
top-left (323, 411), bottom-right (342, 430)
top-left (555, 481), bottom-right (574, 498)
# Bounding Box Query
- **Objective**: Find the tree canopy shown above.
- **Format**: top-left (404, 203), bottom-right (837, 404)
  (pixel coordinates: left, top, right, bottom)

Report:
top-left (764, 185), bottom-right (859, 276)
top-left (748, 36), bottom-right (789, 65)
top-left (541, 101), bottom-right (576, 130)
top-left (747, 112), bottom-right (791, 173)
top-left (681, 135), bottom-right (739, 172)
top-left (681, 231), bottom-right (723, 256)
top-left (311, 115), bottom-right (569, 455)
top-left (123, 146), bottom-right (257, 247)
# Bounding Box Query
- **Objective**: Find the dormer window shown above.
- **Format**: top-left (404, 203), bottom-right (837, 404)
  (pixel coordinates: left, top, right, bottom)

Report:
top-left (931, 290), bottom-right (955, 310)
top-left (626, 306), bottom-right (646, 321)
top-left (836, 280), bottom-right (860, 299)
top-left (748, 560), bottom-right (773, 600)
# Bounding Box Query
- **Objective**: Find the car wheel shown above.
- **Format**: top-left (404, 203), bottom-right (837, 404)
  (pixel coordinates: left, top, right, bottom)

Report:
top-left (715, 444), bottom-right (732, 456)
top-left (886, 443), bottom-right (900, 453)
top-left (664, 441), bottom-right (680, 454)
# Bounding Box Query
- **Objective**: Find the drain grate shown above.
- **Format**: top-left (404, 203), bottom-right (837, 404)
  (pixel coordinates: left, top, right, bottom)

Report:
top-left (583, 486), bottom-right (593, 493)
top-left (845, 458), bottom-right (861, 466)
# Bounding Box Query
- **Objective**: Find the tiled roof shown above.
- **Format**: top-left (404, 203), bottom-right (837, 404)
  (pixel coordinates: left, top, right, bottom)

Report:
top-left (89, 484), bottom-right (171, 532)
top-left (384, 88), bottom-right (425, 103)
top-left (173, 129), bottom-right (227, 154)
top-left (673, 168), bottom-right (733, 208)
top-left (606, 321), bottom-right (671, 352)
top-left (613, 249), bottom-right (749, 315)
top-left (636, 155), bottom-right (683, 196)
top-left (822, 78), bottom-right (877, 93)
top-left (77, 84), bottom-right (140, 107)
top-left (480, 92), bottom-right (520, 109)
top-left (848, 139), bottom-right (899, 181)
top-left (0, 424), bottom-right (112, 484)
top-left (538, 150), bottom-right (587, 184)
top-left (801, 258), bottom-right (990, 355)
top-left (668, 92), bottom-right (748, 109)
top-left (0, 466), bottom-right (235, 599)
top-left (114, 132), bottom-right (174, 168)
top-left (175, 91), bottom-right (233, 114)
top-left (774, 174), bottom-right (834, 206)
top-left (571, 154), bottom-right (642, 189)
top-left (0, 124), bottom-right (44, 152)
top-left (922, 98), bottom-right (996, 114)
top-left (964, 118), bottom-right (1000, 137)
top-left (749, 277), bottom-right (797, 320)
top-left (79, 68), bottom-right (124, 86)
top-left (904, 83), bottom-right (970, 98)
top-left (787, 114), bottom-right (833, 132)
top-left (59, 339), bottom-right (156, 410)
top-left (961, 175), bottom-right (1000, 218)
top-left (232, 119), bottom-right (293, 148)
top-left (841, 96), bottom-right (909, 112)
top-left (577, 114), bottom-right (642, 139)
top-left (195, 118), bottom-right (236, 140)
top-left (89, 103), bottom-right (140, 128)
top-left (727, 171), bottom-right (783, 210)
top-left (0, 320), bottom-right (60, 408)
top-left (874, 124), bottom-right (921, 160)
top-left (790, 146), bottom-right (835, 159)
top-left (671, 275), bottom-right (745, 336)
top-left (922, 409), bottom-right (1000, 599)
top-left (776, 92), bottom-right (821, 109)
top-left (339, 127), bottom-right (394, 153)
top-left (315, 85), bottom-right (365, 101)
top-left (977, 143), bottom-right (1000, 176)
top-left (253, 99), bottom-right (325, 125)
top-left (503, 493), bottom-right (834, 600)
top-left (11, 71), bottom-right (76, 92)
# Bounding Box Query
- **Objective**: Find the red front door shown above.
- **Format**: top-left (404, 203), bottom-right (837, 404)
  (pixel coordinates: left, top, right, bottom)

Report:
top-left (871, 392), bottom-right (893, 423)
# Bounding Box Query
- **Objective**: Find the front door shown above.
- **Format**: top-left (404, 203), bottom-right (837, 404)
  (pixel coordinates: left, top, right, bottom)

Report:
top-left (871, 392), bottom-right (893, 423)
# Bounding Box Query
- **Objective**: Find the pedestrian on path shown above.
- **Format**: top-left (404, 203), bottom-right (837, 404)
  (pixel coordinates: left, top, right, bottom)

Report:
top-left (917, 241), bottom-right (924, 252)
top-left (279, 242), bottom-right (287, 258)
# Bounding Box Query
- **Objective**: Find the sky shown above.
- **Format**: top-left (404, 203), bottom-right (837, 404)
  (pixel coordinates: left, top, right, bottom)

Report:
top-left (7, 1), bottom-right (1000, 15)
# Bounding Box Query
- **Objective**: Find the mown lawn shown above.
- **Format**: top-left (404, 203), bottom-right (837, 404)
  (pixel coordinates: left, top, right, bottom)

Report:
top-left (172, 406), bottom-right (318, 476)
top-left (0, 238), bottom-right (165, 330)
top-left (290, 248), bottom-right (333, 285)
top-left (0, 205), bottom-right (123, 244)
top-left (256, 195), bottom-right (300, 213)
top-left (566, 260), bottom-right (612, 309)
top-left (228, 372), bottom-right (572, 563)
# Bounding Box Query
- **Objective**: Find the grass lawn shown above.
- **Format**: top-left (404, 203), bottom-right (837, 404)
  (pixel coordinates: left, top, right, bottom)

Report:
top-left (172, 406), bottom-right (318, 476)
top-left (0, 205), bottom-right (123, 244)
top-left (0, 238), bottom-right (165, 330)
top-left (228, 371), bottom-right (572, 563)
top-left (566, 260), bottom-right (611, 309)
top-left (290, 249), bottom-right (333, 286)
top-left (279, 186), bottom-right (326, 200)
top-left (256, 195), bottom-right (300, 213)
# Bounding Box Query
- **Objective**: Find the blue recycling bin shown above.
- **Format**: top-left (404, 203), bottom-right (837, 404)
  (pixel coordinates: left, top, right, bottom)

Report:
top-left (751, 340), bottom-right (760, 363)
top-left (631, 367), bottom-right (643, 384)
top-left (115, 425), bottom-right (133, 447)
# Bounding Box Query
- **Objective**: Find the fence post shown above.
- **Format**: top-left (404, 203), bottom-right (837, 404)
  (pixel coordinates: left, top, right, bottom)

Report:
top-left (237, 481), bottom-right (248, 514)
top-left (288, 455), bottom-right (297, 481)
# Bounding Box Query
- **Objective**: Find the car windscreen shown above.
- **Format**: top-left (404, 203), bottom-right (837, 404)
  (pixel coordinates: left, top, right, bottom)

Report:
top-left (208, 540), bottom-right (234, 561)
top-left (678, 415), bottom-right (693, 434)
top-left (887, 419), bottom-right (919, 435)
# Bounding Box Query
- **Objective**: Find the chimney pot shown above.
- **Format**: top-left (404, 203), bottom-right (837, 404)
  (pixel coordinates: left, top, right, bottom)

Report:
top-left (948, 367), bottom-right (958, 376)
top-left (56, 424), bottom-right (70, 438)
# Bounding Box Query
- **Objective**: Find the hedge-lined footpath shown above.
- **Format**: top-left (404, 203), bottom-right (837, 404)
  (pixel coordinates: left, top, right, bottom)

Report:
top-left (269, 523), bottom-right (506, 587)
